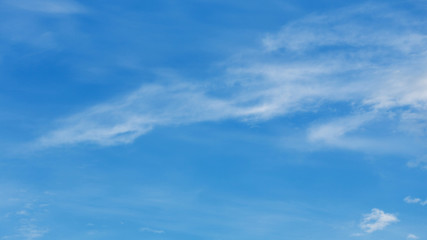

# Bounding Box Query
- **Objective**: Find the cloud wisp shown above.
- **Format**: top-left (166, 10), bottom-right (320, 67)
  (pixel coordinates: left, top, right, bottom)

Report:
top-left (404, 196), bottom-right (427, 206)
top-left (407, 155), bottom-right (427, 170)
top-left (140, 227), bottom-right (165, 234)
top-left (34, 4), bottom-right (427, 150)
top-left (408, 234), bottom-right (419, 239)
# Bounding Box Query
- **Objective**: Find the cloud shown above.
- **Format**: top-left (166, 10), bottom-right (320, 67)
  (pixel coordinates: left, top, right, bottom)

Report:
top-left (1, 223), bottom-right (49, 240)
top-left (140, 227), bottom-right (165, 234)
top-left (408, 234), bottom-right (419, 240)
top-left (404, 196), bottom-right (427, 206)
top-left (407, 155), bottom-right (427, 170)
top-left (262, 4), bottom-right (427, 53)
top-left (34, 3), bottom-right (427, 151)
top-left (307, 112), bottom-right (379, 150)
top-left (18, 224), bottom-right (49, 240)
top-left (16, 210), bottom-right (28, 215)
top-left (404, 196), bottom-right (422, 204)
top-left (37, 83), bottom-right (237, 146)
top-left (0, 187), bottom-right (51, 240)
top-left (360, 208), bottom-right (398, 233)
top-left (0, 0), bottom-right (87, 55)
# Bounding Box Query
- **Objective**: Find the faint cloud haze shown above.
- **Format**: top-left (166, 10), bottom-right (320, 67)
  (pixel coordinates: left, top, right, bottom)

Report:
top-left (4, 0), bottom-right (86, 14)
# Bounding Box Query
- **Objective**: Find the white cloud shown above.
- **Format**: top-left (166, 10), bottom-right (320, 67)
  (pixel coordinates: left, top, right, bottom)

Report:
top-left (16, 210), bottom-right (28, 215)
top-left (37, 83), bottom-right (236, 146)
top-left (0, 0), bottom-right (87, 54)
top-left (407, 155), bottom-right (427, 170)
top-left (18, 225), bottom-right (48, 240)
top-left (360, 208), bottom-right (398, 233)
top-left (404, 196), bottom-right (427, 206)
top-left (307, 112), bottom-right (378, 149)
top-left (34, 4), bottom-right (427, 151)
top-left (140, 227), bottom-right (165, 234)
top-left (0, 188), bottom-right (51, 240)
top-left (408, 234), bottom-right (419, 239)
top-left (262, 4), bottom-right (427, 53)
top-left (3, 223), bottom-right (50, 240)
top-left (404, 196), bottom-right (422, 204)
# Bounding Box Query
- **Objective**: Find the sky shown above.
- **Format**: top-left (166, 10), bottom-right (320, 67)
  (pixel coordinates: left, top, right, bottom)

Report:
top-left (1, 0), bottom-right (427, 239)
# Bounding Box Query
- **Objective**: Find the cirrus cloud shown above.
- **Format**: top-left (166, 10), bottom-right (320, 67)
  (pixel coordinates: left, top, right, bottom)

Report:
top-left (32, 3), bottom-right (427, 155)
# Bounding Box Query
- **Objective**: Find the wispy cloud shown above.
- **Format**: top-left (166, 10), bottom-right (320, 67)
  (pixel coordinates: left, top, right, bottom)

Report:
top-left (18, 224), bottom-right (49, 240)
top-left (262, 4), bottom-right (427, 53)
top-left (0, 185), bottom-right (51, 240)
top-left (1, 213), bottom-right (49, 240)
top-left (34, 3), bottom-right (427, 151)
top-left (0, 0), bottom-right (86, 54)
top-left (404, 196), bottom-right (427, 206)
top-left (407, 155), bottom-right (427, 170)
top-left (404, 196), bottom-right (422, 204)
top-left (140, 227), bottom-right (165, 234)
top-left (408, 234), bottom-right (419, 239)
top-left (307, 112), bottom-right (378, 150)
top-left (359, 208), bottom-right (398, 233)
top-left (37, 83), bottom-right (236, 146)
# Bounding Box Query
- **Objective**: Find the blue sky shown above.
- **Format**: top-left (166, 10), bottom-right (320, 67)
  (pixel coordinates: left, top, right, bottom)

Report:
top-left (1, 0), bottom-right (427, 239)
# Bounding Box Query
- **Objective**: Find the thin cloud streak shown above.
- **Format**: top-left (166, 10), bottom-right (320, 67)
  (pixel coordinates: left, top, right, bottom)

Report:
top-left (140, 227), bottom-right (165, 234)
top-left (404, 196), bottom-right (422, 204)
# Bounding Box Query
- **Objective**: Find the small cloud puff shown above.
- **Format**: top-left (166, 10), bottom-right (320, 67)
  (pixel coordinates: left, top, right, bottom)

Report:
top-left (360, 208), bottom-right (398, 233)
top-left (408, 234), bottom-right (419, 239)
